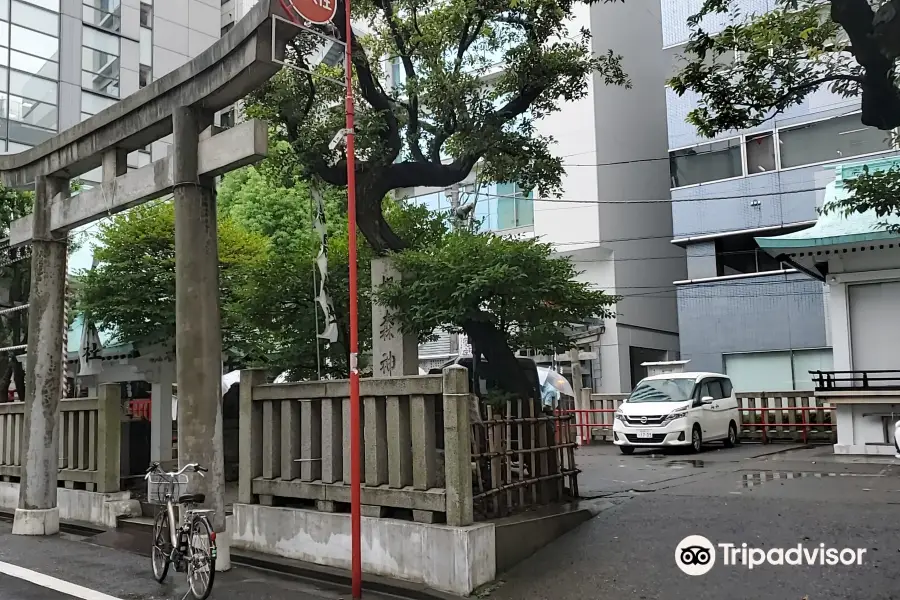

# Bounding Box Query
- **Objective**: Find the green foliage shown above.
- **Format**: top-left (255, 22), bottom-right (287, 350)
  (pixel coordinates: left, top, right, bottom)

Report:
top-left (77, 201), bottom-right (269, 355)
top-left (375, 231), bottom-right (616, 352)
top-left (245, 0), bottom-right (630, 251)
top-left (669, 0), bottom-right (900, 220)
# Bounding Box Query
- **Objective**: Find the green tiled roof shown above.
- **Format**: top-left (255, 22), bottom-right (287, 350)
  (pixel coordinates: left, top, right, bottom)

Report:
top-left (757, 157), bottom-right (900, 251)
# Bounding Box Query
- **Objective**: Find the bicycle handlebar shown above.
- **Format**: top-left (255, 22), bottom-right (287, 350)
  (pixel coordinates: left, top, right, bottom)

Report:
top-left (143, 462), bottom-right (208, 480)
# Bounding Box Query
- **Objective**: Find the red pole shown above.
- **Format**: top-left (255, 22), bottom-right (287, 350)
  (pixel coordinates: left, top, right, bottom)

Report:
top-left (343, 0), bottom-right (362, 597)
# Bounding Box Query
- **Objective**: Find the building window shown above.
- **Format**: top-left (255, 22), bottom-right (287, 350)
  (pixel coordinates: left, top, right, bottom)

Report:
top-left (496, 182), bottom-right (534, 230)
top-left (139, 63), bottom-right (151, 88)
top-left (83, 0), bottom-right (121, 34)
top-left (221, 22), bottom-right (233, 36)
top-left (139, 1), bottom-right (151, 28)
top-left (670, 138), bottom-right (742, 188)
top-left (82, 25), bottom-right (120, 98)
top-left (724, 348), bottom-right (833, 392)
top-left (778, 113), bottom-right (895, 169)
top-left (0, 0), bottom-right (60, 149)
top-left (712, 228), bottom-right (815, 277)
top-left (140, 24), bottom-right (152, 67)
top-left (219, 108), bottom-right (235, 129)
top-left (19, 0), bottom-right (59, 11)
top-left (745, 132), bottom-right (776, 174)
top-left (13, 0), bottom-right (58, 32)
top-left (80, 89), bottom-right (115, 121)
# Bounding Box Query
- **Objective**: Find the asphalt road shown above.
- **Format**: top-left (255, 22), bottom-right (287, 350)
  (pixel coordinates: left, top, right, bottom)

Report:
top-left (0, 574), bottom-right (80, 600)
top-left (488, 443), bottom-right (900, 600)
top-left (0, 521), bottom-right (397, 600)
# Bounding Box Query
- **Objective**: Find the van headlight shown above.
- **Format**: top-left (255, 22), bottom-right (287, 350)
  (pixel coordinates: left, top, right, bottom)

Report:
top-left (662, 410), bottom-right (687, 424)
top-left (614, 410), bottom-right (626, 422)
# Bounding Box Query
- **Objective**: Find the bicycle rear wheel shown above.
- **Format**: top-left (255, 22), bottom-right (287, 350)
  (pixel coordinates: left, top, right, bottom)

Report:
top-left (151, 510), bottom-right (171, 583)
top-left (187, 515), bottom-right (216, 600)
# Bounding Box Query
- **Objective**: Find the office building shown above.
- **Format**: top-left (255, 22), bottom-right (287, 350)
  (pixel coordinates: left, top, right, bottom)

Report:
top-left (662, 0), bottom-right (900, 391)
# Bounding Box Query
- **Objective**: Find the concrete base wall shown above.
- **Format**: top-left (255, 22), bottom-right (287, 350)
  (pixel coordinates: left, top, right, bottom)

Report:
top-left (231, 503), bottom-right (495, 595)
top-left (0, 482), bottom-right (139, 528)
top-left (833, 444), bottom-right (896, 456)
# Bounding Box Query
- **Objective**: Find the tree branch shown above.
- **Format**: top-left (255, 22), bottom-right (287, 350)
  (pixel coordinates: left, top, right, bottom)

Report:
top-left (375, 0), bottom-right (428, 163)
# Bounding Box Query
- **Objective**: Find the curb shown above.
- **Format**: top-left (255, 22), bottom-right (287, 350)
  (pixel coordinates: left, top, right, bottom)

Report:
top-left (1, 509), bottom-right (452, 600)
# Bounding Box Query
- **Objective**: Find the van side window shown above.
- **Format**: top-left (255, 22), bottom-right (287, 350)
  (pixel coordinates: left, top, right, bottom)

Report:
top-left (706, 379), bottom-right (724, 399)
top-left (719, 378), bottom-right (733, 397)
top-left (696, 381), bottom-right (711, 402)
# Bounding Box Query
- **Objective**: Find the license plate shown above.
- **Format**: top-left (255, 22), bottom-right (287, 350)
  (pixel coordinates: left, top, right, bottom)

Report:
top-left (637, 430), bottom-right (653, 439)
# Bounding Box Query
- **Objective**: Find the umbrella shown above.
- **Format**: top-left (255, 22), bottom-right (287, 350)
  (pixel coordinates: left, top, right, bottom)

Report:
top-left (222, 370), bottom-right (241, 395)
top-left (537, 366), bottom-right (576, 397)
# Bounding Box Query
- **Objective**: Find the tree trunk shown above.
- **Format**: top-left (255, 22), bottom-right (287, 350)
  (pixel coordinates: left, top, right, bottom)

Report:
top-left (463, 319), bottom-right (538, 403)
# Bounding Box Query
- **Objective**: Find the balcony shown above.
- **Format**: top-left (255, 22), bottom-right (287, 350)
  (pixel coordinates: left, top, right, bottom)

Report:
top-left (812, 370), bottom-right (900, 392)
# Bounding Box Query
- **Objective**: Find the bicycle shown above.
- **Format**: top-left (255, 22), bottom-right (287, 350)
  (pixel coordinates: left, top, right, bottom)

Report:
top-left (144, 462), bottom-right (218, 600)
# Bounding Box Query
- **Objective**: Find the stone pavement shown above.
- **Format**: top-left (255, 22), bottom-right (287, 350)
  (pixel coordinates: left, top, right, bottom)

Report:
top-left (0, 519), bottom-right (399, 600)
top-left (485, 443), bottom-right (900, 600)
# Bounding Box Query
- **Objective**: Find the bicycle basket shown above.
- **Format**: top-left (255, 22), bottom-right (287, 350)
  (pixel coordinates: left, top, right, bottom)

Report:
top-left (147, 473), bottom-right (189, 504)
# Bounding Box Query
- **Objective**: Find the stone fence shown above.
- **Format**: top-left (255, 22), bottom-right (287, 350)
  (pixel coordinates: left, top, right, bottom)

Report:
top-left (0, 384), bottom-right (121, 492)
top-left (580, 390), bottom-right (834, 443)
top-left (239, 365), bottom-right (474, 526)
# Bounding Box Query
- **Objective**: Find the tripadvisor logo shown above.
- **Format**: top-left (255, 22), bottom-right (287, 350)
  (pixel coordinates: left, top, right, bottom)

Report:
top-left (675, 535), bottom-right (867, 576)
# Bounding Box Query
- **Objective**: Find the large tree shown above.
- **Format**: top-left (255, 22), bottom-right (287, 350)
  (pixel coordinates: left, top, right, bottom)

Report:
top-left (77, 200), bottom-right (270, 360)
top-left (668, 0), bottom-right (900, 215)
top-left (246, 0), bottom-right (629, 390)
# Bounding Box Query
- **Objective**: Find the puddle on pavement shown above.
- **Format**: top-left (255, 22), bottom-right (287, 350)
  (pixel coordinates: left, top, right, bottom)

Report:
top-left (740, 471), bottom-right (884, 488)
top-left (662, 460), bottom-right (706, 469)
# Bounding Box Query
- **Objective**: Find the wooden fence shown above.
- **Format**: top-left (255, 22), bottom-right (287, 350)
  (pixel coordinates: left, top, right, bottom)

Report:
top-left (580, 390), bottom-right (835, 444)
top-left (0, 384), bottom-right (121, 491)
top-left (240, 366), bottom-right (475, 526)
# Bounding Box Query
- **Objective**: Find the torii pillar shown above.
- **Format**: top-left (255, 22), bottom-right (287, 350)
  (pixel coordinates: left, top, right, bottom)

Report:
top-left (172, 106), bottom-right (229, 569)
top-left (12, 175), bottom-right (69, 536)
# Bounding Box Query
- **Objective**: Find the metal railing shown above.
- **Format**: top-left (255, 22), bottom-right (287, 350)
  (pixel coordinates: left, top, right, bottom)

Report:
top-left (811, 370), bottom-right (900, 392)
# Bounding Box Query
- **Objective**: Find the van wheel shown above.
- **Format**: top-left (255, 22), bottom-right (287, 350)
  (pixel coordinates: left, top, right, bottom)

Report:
top-left (691, 425), bottom-right (702, 453)
top-left (724, 422), bottom-right (738, 448)
top-left (620, 446), bottom-right (635, 455)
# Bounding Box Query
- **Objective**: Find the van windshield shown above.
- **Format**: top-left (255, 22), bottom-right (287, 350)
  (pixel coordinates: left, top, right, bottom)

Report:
top-left (628, 378), bottom-right (696, 403)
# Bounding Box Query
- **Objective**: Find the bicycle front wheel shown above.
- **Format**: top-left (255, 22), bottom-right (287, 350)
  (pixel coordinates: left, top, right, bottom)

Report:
top-left (187, 516), bottom-right (216, 600)
top-left (151, 510), bottom-right (171, 583)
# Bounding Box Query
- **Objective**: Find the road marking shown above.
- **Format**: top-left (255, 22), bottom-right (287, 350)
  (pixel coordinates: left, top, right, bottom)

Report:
top-left (0, 560), bottom-right (124, 600)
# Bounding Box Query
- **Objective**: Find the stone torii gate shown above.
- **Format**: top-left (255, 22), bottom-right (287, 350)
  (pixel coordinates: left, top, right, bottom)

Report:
top-left (1, 1), bottom-right (309, 549)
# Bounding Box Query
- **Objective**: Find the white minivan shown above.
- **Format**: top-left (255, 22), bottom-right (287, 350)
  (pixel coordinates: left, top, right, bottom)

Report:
top-left (613, 372), bottom-right (740, 454)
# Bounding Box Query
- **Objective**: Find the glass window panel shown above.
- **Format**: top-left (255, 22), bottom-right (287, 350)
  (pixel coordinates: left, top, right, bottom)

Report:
top-left (0, 66), bottom-right (6, 92)
top-left (0, 48), bottom-right (7, 67)
top-left (0, 91), bottom-right (7, 118)
top-left (8, 92), bottom-right (56, 130)
top-left (11, 50), bottom-right (57, 79)
top-left (0, 20), bottom-right (9, 48)
top-left (745, 133), bottom-right (776, 174)
top-left (82, 26), bottom-right (118, 55)
top-left (725, 351), bottom-right (794, 392)
top-left (669, 138), bottom-right (743, 187)
top-left (83, 3), bottom-right (121, 34)
top-left (779, 114), bottom-right (894, 169)
top-left (81, 90), bottom-right (115, 115)
top-left (0, 0), bottom-right (8, 20)
top-left (8, 141), bottom-right (30, 153)
top-left (81, 65), bottom-right (119, 97)
top-left (11, 0), bottom-right (58, 32)
top-left (139, 2), bottom-right (151, 27)
top-left (9, 70), bottom-right (56, 104)
top-left (140, 26), bottom-right (151, 65)
top-left (20, 0), bottom-right (58, 12)
top-left (11, 24), bottom-right (57, 60)
top-left (792, 349), bottom-right (833, 390)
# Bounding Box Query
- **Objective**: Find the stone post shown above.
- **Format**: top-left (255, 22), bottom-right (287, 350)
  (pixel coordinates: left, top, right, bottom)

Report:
top-left (442, 365), bottom-right (473, 527)
top-left (172, 107), bottom-right (227, 562)
top-left (569, 347), bottom-right (585, 444)
top-left (96, 383), bottom-right (122, 493)
top-left (238, 368), bottom-right (267, 504)
top-left (150, 366), bottom-right (174, 464)
top-left (371, 257), bottom-right (419, 377)
top-left (13, 175), bottom-right (69, 536)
